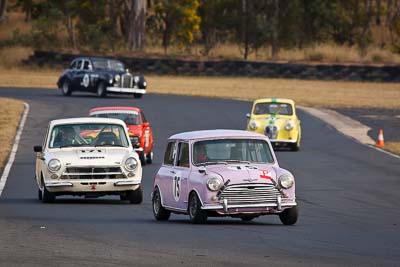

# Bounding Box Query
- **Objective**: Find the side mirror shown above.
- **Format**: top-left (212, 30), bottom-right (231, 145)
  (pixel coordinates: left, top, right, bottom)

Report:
top-left (246, 113), bottom-right (250, 119)
top-left (33, 146), bottom-right (43, 152)
top-left (198, 166), bottom-right (207, 174)
top-left (143, 122), bottom-right (150, 128)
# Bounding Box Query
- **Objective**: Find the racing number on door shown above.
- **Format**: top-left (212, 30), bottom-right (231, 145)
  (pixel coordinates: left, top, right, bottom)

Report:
top-left (173, 173), bottom-right (181, 201)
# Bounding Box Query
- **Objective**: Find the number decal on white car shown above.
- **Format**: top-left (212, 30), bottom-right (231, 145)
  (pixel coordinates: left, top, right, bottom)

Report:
top-left (173, 171), bottom-right (181, 201)
top-left (82, 74), bottom-right (90, 87)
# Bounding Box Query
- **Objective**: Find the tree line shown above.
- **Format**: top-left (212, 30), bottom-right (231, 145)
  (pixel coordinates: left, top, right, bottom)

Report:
top-left (2, 0), bottom-right (400, 60)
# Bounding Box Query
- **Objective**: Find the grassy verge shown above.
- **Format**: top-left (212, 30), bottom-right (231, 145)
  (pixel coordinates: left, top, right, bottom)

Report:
top-left (384, 142), bottom-right (400, 156)
top-left (0, 98), bottom-right (24, 171)
top-left (1, 69), bottom-right (399, 109)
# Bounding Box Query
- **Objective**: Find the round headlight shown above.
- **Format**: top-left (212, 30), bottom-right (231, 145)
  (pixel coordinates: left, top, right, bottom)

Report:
top-left (48, 159), bottom-right (61, 172)
top-left (125, 157), bottom-right (138, 171)
top-left (279, 174), bottom-right (294, 189)
top-left (249, 121), bottom-right (258, 130)
top-left (115, 74), bottom-right (120, 82)
top-left (207, 176), bottom-right (223, 191)
top-left (285, 121), bottom-right (294, 131)
top-left (143, 81), bottom-right (147, 87)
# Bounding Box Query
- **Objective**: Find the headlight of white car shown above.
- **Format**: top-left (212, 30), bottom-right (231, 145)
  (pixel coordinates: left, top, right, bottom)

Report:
top-left (207, 176), bottom-right (223, 191)
top-left (115, 74), bottom-right (120, 82)
top-left (48, 159), bottom-right (61, 172)
top-left (125, 157), bottom-right (138, 171)
top-left (249, 120), bottom-right (258, 130)
top-left (279, 174), bottom-right (294, 189)
top-left (285, 120), bottom-right (295, 131)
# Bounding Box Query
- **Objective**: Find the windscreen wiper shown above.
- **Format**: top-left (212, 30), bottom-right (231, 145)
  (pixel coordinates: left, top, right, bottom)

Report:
top-left (225, 160), bottom-right (251, 164)
top-left (94, 144), bottom-right (126, 147)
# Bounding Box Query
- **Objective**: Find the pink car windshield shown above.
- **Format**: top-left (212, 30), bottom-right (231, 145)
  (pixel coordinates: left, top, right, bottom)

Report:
top-left (193, 139), bottom-right (274, 165)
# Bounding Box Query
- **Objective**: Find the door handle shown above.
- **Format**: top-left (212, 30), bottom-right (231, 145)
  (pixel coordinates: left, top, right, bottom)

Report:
top-left (170, 170), bottom-right (176, 174)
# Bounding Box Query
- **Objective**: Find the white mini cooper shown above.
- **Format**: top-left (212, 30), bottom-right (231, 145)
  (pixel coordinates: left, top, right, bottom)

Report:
top-left (34, 117), bottom-right (143, 203)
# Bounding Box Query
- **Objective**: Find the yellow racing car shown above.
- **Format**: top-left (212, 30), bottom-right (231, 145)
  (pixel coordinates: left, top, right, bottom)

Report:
top-left (246, 98), bottom-right (301, 151)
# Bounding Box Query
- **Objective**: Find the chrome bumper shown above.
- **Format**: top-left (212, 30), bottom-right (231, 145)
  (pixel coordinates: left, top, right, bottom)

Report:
top-left (114, 180), bottom-right (141, 186)
top-left (106, 87), bottom-right (146, 94)
top-left (202, 200), bottom-right (297, 211)
top-left (45, 182), bottom-right (73, 188)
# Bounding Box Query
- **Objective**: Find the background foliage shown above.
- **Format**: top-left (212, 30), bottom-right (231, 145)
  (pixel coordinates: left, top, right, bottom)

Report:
top-left (1, 0), bottom-right (400, 61)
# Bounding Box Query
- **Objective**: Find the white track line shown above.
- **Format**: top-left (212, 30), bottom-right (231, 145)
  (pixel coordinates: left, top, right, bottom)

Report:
top-left (370, 145), bottom-right (400, 160)
top-left (0, 102), bottom-right (30, 196)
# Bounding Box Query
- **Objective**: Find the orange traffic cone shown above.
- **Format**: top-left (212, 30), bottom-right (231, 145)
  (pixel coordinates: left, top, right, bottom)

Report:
top-left (376, 129), bottom-right (385, 147)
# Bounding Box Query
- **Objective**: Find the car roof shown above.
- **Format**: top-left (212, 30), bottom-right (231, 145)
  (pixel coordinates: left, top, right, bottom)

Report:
top-left (254, 98), bottom-right (295, 105)
top-left (89, 106), bottom-right (141, 114)
top-left (169, 129), bottom-right (267, 141)
top-left (49, 117), bottom-right (126, 127)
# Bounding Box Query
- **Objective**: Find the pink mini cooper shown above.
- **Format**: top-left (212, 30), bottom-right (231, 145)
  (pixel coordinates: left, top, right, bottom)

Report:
top-left (152, 130), bottom-right (298, 225)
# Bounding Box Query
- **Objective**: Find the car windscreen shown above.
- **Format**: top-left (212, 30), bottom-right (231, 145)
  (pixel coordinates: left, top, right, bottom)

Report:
top-left (92, 59), bottom-right (125, 72)
top-left (193, 139), bottom-right (274, 165)
top-left (91, 112), bottom-right (140, 125)
top-left (253, 102), bottom-right (293, 115)
top-left (49, 123), bottom-right (129, 148)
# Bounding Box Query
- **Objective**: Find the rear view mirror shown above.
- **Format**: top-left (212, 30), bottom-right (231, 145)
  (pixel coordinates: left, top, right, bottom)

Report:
top-left (33, 146), bottom-right (43, 152)
top-left (143, 122), bottom-right (150, 128)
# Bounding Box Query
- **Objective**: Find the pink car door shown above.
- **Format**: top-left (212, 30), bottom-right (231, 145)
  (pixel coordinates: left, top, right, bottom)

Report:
top-left (171, 142), bottom-right (190, 210)
top-left (159, 140), bottom-right (177, 207)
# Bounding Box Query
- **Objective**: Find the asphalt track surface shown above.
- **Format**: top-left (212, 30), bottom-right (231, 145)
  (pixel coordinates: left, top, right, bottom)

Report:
top-left (0, 88), bottom-right (399, 267)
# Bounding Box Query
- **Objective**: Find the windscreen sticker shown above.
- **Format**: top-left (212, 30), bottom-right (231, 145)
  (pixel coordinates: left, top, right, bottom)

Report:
top-left (259, 170), bottom-right (272, 179)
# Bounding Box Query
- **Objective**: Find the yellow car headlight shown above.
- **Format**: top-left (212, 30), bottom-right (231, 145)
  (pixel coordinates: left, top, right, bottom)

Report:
top-left (285, 120), bottom-right (295, 131)
top-left (249, 121), bottom-right (258, 130)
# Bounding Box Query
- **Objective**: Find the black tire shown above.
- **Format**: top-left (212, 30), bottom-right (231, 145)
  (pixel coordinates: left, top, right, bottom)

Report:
top-left (152, 188), bottom-right (171, 221)
top-left (188, 192), bottom-right (207, 224)
top-left (97, 82), bottom-right (107, 97)
top-left (38, 188), bottom-right (42, 201)
top-left (139, 152), bottom-right (146, 166)
top-left (279, 206), bottom-right (298, 225)
top-left (61, 79), bottom-right (72, 96)
top-left (146, 150), bottom-right (153, 164)
top-left (133, 93), bottom-right (143, 99)
top-left (127, 186), bottom-right (143, 204)
top-left (241, 216), bottom-right (257, 222)
top-left (42, 186), bottom-right (55, 203)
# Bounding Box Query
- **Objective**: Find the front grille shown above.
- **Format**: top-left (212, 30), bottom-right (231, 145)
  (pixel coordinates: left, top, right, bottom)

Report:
top-left (121, 74), bottom-right (133, 88)
top-left (219, 183), bottom-right (281, 204)
top-left (61, 167), bottom-right (125, 179)
top-left (265, 125), bottom-right (278, 139)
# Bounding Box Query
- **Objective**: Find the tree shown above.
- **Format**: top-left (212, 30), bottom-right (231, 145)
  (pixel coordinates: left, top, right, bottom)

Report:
top-left (0, 0), bottom-right (7, 22)
top-left (154, 0), bottom-right (201, 53)
top-left (124, 0), bottom-right (147, 50)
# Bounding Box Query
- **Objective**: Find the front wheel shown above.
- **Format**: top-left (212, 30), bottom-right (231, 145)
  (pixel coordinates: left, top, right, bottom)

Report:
top-left (61, 80), bottom-right (72, 96)
top-left (152, 188), bottom-right (170, 221)
top-left (188, 192), bottom-right (207, 224)
top-left (127, 186), bottom-right (143, 204)
top-left (133, 93), bottom-right (143, 99)
top-left (42, 186), bottom-right (55, 203)
top-left (139, 152), bottom-right (146, 166)
top-left (38, 188), bottom-right (42, 201)
top-left (279, 206), bottom-right (298, 225)
top-left (97, 82), bottom-right (107, 97)
top-left (146, 150), bottom-right (153, 164)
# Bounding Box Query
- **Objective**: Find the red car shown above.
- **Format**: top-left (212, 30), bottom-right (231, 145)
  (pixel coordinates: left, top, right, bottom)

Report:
top-left (89, 106), bottom-right (154, 165)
